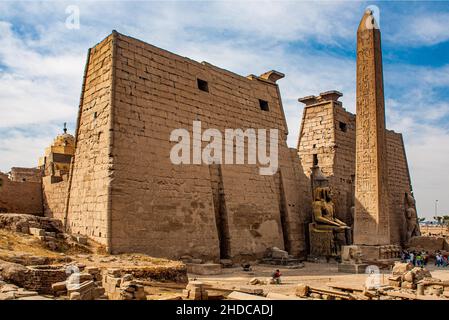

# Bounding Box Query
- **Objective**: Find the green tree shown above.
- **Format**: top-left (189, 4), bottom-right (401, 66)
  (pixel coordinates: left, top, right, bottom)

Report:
top-left (434, 216), bottom-right (443, 225)
top-left (443, 215), bottom-right (449, 226)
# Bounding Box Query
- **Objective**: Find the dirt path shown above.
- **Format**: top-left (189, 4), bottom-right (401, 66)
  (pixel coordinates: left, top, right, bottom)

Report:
top-left (190, 262), bottom-right (449, 296)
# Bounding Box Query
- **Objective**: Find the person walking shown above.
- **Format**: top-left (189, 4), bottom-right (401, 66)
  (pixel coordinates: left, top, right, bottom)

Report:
top-left (416, 253), bottom-right (422, 267)
top-left (436, 253), bottom-right (442, 267)
top-left (423, 251), bottom-right (428, 266)
top-left (409, 251), bottom-right (415, 266)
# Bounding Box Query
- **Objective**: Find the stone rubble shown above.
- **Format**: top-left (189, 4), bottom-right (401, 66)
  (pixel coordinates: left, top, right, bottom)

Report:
top-left (102, 269), bottom-right (147, 300)
top-left (182, 281), bottom-right (209, 300)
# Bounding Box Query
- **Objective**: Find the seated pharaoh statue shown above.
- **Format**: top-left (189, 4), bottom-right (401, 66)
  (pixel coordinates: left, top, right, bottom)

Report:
top-left (312, 187), bottom-right (350, 231)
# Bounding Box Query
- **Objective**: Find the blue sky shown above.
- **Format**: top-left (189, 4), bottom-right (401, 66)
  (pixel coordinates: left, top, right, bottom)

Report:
top-left (0, 0), bottom-right (448, 219)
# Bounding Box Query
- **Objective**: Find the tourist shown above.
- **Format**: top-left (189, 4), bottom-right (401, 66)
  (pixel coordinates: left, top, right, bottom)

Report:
top-left (401, 250), bottom-right (407, 262)
top-left (409, 251), bottom-right (414, 265)
top-left (423, 251), bottom-right (429, 266)
top-left (415, 253), bottom-right (422, 267)
top-left (443, 255), bottom-right (448, 267)
top-left (241, 263), bottom-right (252, 272)
top-left (271, 269), bottom-right (282, 284)
top-left (435, 253), bottom-right (443, 267)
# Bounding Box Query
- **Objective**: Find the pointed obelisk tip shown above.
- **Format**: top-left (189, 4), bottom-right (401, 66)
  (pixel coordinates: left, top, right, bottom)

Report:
top-left (358, 8), bottom-right (378, 32)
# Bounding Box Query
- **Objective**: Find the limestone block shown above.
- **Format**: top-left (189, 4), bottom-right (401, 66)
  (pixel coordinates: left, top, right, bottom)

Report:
top-left (107, 268), bottom-right (121, 277)
top-left (79, 273), bottom-right (94, 282)
top-left (70, 292), bottom-right (81, 300)
top-left (401, 281), bottom-right (416, 289)
top-left (92, 287), bottom-right (105, 299)
top-left (411, 267), bottom-right (432, 281)
top-left (220, 259), bottom-right (233, 268)
top-left (75, 235), bottom-right (88, 245)
top-left (121, 274), bottom-right (133, 282)
top-left (407, 236), bottom-right (445, 252)
top-left (186, 263), bottom-right (221, 275)
top-left (238, 287), bottom-right (263, 295)
top-left (85, 267), bottom-right (100, 275)
top-left (402, 271), bottom-right (415, 283)
top-left (392, 262), bottom-right (413, 276)
top-left (29, 228), bottom-right (45, 237)
top-left (266, 292), bottom-right (303, 300)
top-left (249, 278), bottom-right (260, 285)
top-left (295, 284), bottom-right (309, 297)
top-left (310, 293), bottom-right (322, 299)
top-left (182, 289), bottom-right (190, 298)
top-left (337, 263), bottom-right (368, 274)
top-left (51, 281), bottom-right (67, 292)
top-left (14, 289), bottom-right (39, 298)
top-left (227, 291), bottom-right (270, 300)
top-left (17, 295), bottom-right (53, 300)
top-left (271, 247), bottom-right (288, 259)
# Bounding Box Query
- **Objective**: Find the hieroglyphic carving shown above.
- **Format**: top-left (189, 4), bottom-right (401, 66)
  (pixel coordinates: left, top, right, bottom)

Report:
top-left (354, 9), bottom-right (390, 245)
top-left (404, 192), bottom-right (420, 243)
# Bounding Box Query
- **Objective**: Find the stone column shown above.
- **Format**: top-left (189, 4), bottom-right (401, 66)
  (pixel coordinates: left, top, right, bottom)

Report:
top-left (353, 9), bottom-right (390, 246)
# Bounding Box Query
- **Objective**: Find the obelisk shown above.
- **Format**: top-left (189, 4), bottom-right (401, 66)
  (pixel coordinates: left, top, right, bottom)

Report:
top-left (353, 9), bottom-right (390, 246)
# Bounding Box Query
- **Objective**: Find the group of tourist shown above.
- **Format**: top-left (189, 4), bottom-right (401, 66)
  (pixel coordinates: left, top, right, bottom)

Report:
top-left (434, 252), bottom-right (449, 267)
top-left (400, 250), bottom-right (429, 267)
top-left (401, 250), bottom-right (449, 267)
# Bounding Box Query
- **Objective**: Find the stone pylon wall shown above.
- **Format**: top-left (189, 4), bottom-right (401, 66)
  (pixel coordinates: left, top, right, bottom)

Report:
top-left (386, 130), bottom-right (413, 245)
top-left (65, 34), bottom-right (114, 245)
top-left (67, 31), bottom-right (310, 260)
top-left (297, 98), bottom-right (356, 225)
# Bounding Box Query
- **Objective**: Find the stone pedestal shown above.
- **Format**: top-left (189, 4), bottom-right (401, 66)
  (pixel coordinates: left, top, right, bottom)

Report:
top-left (357, 244), bottom-right (401, 262)
top-left (338, 244), bottom-right (401, 273)
top-left (308, 223), bottom-right (346, 259)
top-left (337, 263), bottom-right (368, 274)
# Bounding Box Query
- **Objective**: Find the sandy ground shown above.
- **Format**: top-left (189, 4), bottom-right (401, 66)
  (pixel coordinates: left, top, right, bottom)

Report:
top-left (188, 262), bottom-right (449, 297)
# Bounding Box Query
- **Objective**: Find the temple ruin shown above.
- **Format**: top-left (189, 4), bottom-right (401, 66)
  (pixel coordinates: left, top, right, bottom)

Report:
top-left (0, 9), bottom-right (419, 264)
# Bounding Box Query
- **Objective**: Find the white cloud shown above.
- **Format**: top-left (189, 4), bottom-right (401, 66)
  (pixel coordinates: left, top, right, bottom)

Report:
top-left (0, 130), bottom-right (57, 171)
top-left (388, 12), bottom-right (449, 46)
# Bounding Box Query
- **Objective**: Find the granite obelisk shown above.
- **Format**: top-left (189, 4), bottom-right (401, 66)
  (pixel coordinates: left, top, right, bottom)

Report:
top-left (353, 9), bottom-right (390, 246)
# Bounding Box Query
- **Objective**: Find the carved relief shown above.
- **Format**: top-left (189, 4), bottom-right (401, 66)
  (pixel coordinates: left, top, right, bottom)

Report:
top-left (354, 9), bottom-right (390, 245)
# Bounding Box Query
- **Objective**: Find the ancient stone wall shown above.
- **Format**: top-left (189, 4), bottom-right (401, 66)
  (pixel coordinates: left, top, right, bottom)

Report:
top-left (386, 130), bottom-right (413, 245)
top-left (108, 33), bottom-right (297, 259)
top-left (42, 176), bottom-right (69, 221)
top-left (67, 31), bottom-right (310, 260)
top-left (65, 34), bottom-right (114, 245)
top-left (9, 167), bottom-right (42, 183)
top-left (277, 148), bottom-right (312, 257)
top-left (0, 172), bottom-right (43, 215)
top-left (297, 97), bottom-right (355, 225)
top-left (297, 101), bottom-right (335, 178)
top-left (331, 103), bottom-right (356, 223)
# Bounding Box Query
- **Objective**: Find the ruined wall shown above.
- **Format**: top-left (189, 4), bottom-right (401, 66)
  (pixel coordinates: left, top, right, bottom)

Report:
top-left (9, 167), bottom-right (42, 183)
top-left (42, 176), bottom-right (69, 221)
top-left (386, 130), bottom-right (413, 245)
top-left (0, 172), bottom-right (43, 215)
top-left (66, 34), bottom-right (114, 244)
